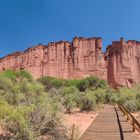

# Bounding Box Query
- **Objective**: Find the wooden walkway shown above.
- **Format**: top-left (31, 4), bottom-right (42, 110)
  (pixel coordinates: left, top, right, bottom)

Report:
top-left (80, 105), bottom-right (139, 140)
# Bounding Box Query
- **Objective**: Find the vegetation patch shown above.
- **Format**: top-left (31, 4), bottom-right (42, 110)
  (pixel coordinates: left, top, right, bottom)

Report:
top-left (0, 70), bottom-right (140, 139)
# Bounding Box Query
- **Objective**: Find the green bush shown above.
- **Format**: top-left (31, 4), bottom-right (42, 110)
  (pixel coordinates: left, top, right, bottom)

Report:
top-left (3, 69), bottom-right (140, 139)
top-left (0, 69), bottom-right (33, 82)
top-left (117, 87), bottom-right (136, 104)
top-left (94, 88), bottom-right (108, 104)
top-left (78, 91), bottom-right (97, 111)
top-left (108, 92), bottom-right (119, 103)
top-left (61, 86), bottom-right (79, 113)
top-left (136, 93), bottom-right (140, 110)
top-left (86, 76), bottom-right (107, 89)
top-left (76, 79), bottom-right (89, 92)
top-left (124, 100), bottom-right (137, 112)
top-left (38, 76), bottom-right (65, 91)
top-left (0, 70), bottom-right (66, 140)
top-left (38, 76), bottom-right (108, 92)
top-left (48, 86), bottom-right (79, 113)
top-left (16, 70), bottom-right (33, 81)
top-left (65, 79), bottom-right (80, 87)
top-left (0, 69), bottom-right (17, 80)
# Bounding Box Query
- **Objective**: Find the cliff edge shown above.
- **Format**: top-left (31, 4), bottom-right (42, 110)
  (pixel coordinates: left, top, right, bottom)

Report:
top-left (0, 37), bottom-right (140, 88)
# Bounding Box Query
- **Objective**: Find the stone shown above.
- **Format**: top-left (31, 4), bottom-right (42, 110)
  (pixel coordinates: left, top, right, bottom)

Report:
top-left (107, 38), bottom-right (140, 88)
top-left (0, 37), bottom-right (140, 88)
top-left (71, 37), bottom-right (107, 80)
top-left (0, 45), bottom-right (45, 78)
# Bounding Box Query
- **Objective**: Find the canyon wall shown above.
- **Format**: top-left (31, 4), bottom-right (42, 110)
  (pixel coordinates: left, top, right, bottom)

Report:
top-left (0, 37), bottom-right (107, 80)
top-left (107, 38), bottom-right (140, 88)
top-left (0, 37), bottom-right (140, 88)
top-left (0, 45), bottom-right (45, 78)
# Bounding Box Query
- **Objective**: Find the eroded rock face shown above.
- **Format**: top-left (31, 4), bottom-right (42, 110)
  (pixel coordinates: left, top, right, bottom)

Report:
top-left (0, 45), bottom-right (45, 78)
top-left (0, 37), bottom-right (107, 80)
top-left (107, 38), bottom-right (140, 88)
top-left (1, 37), bottom-right (140, 88)
top-left (42, 37), bottom-right (107, 80)
top-left (71, 37), bottom-right (107, 80)
top-left (42, 41), bottom-right (72, 79)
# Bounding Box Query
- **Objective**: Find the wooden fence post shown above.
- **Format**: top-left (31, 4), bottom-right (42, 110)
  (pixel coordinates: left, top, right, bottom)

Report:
top-left (71, 124), bottom-right (75, 140)
top-left (118, 104), bottom-right (140, 133)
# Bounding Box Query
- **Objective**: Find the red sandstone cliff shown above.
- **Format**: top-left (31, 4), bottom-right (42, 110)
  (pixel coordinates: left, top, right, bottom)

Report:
top-left (0, 37), bottom-right (140, 88)
top-left (107, 38), bottom-right (140, 88)
top-left (71, 37), bottom-right (107, 80)
top-left (0, 37), bottom-right (107, 80)
top-left (0, 45), bottom-right (45, 78)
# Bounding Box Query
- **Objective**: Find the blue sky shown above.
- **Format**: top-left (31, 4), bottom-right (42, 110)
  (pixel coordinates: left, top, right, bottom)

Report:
top-left (0, 0), bottom-right (140, 57)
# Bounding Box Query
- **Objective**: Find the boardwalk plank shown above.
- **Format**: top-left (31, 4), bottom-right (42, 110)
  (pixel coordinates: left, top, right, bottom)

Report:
top-left (79, 105), bottom-right (139, 140)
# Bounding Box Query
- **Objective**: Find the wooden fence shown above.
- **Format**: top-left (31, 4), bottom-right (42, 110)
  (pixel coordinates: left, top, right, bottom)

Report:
top-left (118, 104), bottom-right (140, 133)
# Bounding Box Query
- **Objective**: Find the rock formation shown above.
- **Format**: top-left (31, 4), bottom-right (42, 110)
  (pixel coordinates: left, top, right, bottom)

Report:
top-left (0, 37), bottom-right (140, 88)
top-left (106, 38), bottom-right (140, 88)
top-left (71, 37), bottom-right (107, 80)
top-left (0, 45), bottom-right (45, 78)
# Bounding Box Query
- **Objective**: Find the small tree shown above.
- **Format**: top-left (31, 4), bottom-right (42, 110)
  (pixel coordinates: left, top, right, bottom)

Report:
top-left (37, 76), bottom-right (65, 91)
top-left (76, 79), bottom-right (89, 92)
top-left (61, 86), bottom-right (78, 113)
top-left (78, 91), bottom-right (96, 111)
top-left (86, 76), bottom-right (107, 89)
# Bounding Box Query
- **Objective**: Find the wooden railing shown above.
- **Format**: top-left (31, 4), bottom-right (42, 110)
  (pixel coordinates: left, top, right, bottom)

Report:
top-left (118, 104), bottom-right (140, 133)
top-left (71, 124), bottom-right (75, 140)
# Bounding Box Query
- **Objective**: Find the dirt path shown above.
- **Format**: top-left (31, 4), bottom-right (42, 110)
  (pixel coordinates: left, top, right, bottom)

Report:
top-left (64, 110), bottom-right (99, 138)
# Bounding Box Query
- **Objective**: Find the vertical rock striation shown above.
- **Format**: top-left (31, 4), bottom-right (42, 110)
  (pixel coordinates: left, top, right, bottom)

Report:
top-left (1, 37), bottom-right (140, 88)
top-left (71, 37), bottom-right (107, 80)
top-left (0, 45), bottom-right (45, 78)
top-left (107, 38), bottom-right (140, 88)
top-left (42, 37), bottom-right (107, 80)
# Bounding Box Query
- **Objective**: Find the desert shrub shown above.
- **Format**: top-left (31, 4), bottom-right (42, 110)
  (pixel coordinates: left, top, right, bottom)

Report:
top-left (96, 80), bottom-right (107, 89)
top-left (0, 69), bottom-right (17, 80)
top-left (0, 70), bottom-right (66, 140)
top-left (108, 92), bottom-right (119, 103)
top-left (76, 79), bottom-right (89, 92)
top-left (124, 100), bottom-right (137, 112)
top-left (133, 86), bottom-right (140, 110)
top-left (0, 76), bottom-right (44, 106)
top-left (78, 90), bottom-right (97, 111)
top-left (65, 79), bottom-right (80, 87)
top-left (49, 86), bottom-right (79, 113)
top-left (117, 87), bottom-right (136, 104)
top-left (0, 75), bottom-right (13, 92)
top-left (86, 76), bottom-right (107, 89)
top-left (0, 94), bottom-right (64, 140)
top-left (78, 92), bottom-right (91, 111)
top-left (136, 93), bottom-right (140, 110)
top-left (38, 76), bottom-right (65, 91)
top-left (61, 86), bottom-right (79, 113)
top-left (86, 76), bottom-right (98, 86)
top-left (0, 99), bottom-right (34, 139)
top-left (28, 94), bottom-right (64, 139)
top-left (38, 76), bottom-right (107, 92)
top-left (77, 89), bottom-right (108, 111)
top-left (94, 88), bottom-right (108, 104)
top-left (16, 70), bottom-right (33, 81)
top-left (0, 69), bottom-right (33, 82)
top-left (116, 86), bottom-right (140, 112)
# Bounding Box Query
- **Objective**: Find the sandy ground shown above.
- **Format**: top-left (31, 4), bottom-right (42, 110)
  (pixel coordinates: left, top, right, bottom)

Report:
top-left (64, 110), bottom-right (99, 139)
